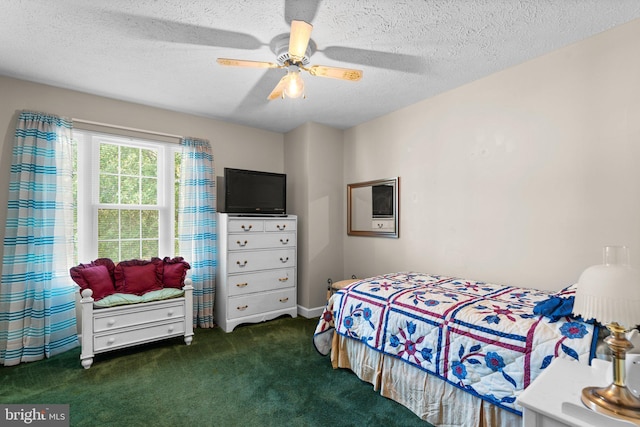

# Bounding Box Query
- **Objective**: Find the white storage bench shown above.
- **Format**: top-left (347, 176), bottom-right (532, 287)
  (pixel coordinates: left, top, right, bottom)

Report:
top-left (79, 280), bottom-right (194, 369)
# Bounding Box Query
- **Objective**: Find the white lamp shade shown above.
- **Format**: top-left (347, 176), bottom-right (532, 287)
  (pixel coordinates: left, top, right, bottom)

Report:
top-left (573, 263), bottom-right (640, 328)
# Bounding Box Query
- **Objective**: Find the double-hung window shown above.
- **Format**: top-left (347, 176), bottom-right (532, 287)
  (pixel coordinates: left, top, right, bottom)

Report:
top-left (74, 130), bottom-right (181, 262)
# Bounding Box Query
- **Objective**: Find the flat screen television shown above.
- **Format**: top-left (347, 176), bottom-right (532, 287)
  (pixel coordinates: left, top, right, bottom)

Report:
top-left (372, 184), bottom-right (394, 218)
top-left (224, 168), bottom-right (287, 215)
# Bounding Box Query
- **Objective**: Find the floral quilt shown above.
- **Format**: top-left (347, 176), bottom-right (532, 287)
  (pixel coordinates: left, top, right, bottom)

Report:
top-left (313, 272), bottom-right (598, 415)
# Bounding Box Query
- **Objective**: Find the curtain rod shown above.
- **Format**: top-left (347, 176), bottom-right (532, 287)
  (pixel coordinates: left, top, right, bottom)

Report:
top-left (72, 118), bottom-right (183, 140)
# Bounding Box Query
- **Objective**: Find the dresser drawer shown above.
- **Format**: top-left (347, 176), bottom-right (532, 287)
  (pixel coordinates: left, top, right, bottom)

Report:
top-left (94, 320), bottom-right (185, 352)
top-left (93, 300), bottom-right (185, 332)
top-left (265, 219), bottom-right (297, 232)
top-left (228, 248), bottom-right (296, 273)
top-left (228, 232), bottom-right (296, 251)
top-left (228, 268), bottom-right (295, 296)
top-left (228, 219), bottom-right (264, 233)
top-left (227, 288), bottom-right (296, 320)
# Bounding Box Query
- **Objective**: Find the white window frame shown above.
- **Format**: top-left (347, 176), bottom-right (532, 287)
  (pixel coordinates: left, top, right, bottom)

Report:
top-left (74, 130), bottom-right (180, 261)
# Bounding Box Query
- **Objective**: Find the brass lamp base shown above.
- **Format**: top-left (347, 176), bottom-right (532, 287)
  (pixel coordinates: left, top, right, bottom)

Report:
top-left (581, 323), bottom-right (640, 424)
top-left (582, 382), bottom-right (640, 423)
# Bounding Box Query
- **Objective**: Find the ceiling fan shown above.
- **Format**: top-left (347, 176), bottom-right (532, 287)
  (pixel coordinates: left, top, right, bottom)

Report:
top-left (216, 20), bottom-right (363, 100)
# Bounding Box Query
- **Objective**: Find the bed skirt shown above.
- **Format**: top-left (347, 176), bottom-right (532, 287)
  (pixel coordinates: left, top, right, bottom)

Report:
top-left (331, 333), bottom-right (521, 427)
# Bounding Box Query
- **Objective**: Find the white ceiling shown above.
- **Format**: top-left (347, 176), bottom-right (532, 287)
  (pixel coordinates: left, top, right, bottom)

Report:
top-left (1, 1), bottom-right (639, 133)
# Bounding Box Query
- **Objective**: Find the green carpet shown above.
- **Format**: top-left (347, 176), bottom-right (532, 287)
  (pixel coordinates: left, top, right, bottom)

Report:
top-left (0, 316), bottom-right (434, 426)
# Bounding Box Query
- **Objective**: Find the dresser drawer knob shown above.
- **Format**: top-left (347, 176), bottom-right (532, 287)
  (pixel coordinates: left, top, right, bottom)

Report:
top-left (279, 297), bottom-right (289, 303)
top-left (236, 260), bottom-right (248, 267)
top-left (279, 257), bottom-right (289, 263)
top-left (241, 224), bottom-right (253, 231)
top-left (277, 224), bottom-right (286, 230)
top-left (168, 326), bottom-right (174, 332)
top-left (237, 305), bottom-right (248, 311)
top-left (280, 238), bottom-right (289, 244)
top-left (167, 309), bottom-right (174, 317)
top-left (278, 277), bottom-right (289, 282)
top-left (236, 240), bottom-right (248, 247)
top-left (107, 337), bottom-right (115, 345)
top-left (107, 319), bottom-right (116, 327)
top-left (236, 282), bottom-right (248, 288)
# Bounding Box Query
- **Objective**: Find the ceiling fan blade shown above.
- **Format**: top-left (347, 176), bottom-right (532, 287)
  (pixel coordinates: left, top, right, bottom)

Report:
top-left (217, 58), bottom-right (280, 69)
top-left (289, 20), bottom-right (313, 60)
top-left (267, 75), bottom-right (290, 100)
top-left (307, 65), bottom-right (363, 81)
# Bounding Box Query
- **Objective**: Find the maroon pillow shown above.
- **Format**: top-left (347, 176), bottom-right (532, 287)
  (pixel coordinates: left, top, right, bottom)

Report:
top-left (157, 257), bottom-right (191, 289)
top-left (114, 259), bottom-right (163, 295)
top-left (70, 258), bottom-right (116, 301)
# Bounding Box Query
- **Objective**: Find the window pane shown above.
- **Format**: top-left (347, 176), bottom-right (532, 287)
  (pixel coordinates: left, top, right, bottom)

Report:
top-left (98, 209), bottom-right (119, 240)
top-left (100, 144), bottom-right (119, 174)
top-left (142, 149), bottom-right (157, 177)
top-left (121, 210), bottom-right (140, 239)
top-left (174, 152), bottom-right (181, 178)
top-left (98, 240), bottom-right (119, 260)
top-left (76, 132), bottom-right (178, 263)
top-left (120, 146), bottom-right (140, 175)
top-left (142, 239), bottom-right (158, 259)
top-left (100, 174), bottom-right (119, 204)
top-left (120, 176), bottom-right (140, 204)
top-left (121, 240), bottom-right (140, 260)
top-left (141, 177), bottom-right (157, 205)
top-left (141, 210), bottom-right (159, 238)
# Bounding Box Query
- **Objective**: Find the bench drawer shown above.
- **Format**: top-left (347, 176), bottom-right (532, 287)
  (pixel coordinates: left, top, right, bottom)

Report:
top-left (94, 320), bottom-right (185, 352)
top-left (93, 300), bottom-right (185, 332)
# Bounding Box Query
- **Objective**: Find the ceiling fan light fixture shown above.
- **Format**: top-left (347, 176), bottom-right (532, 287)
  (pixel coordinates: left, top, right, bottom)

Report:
top-left (219, 19), bottom-right (361, 102)
top-left (283, 67), bottom-right (305, 99)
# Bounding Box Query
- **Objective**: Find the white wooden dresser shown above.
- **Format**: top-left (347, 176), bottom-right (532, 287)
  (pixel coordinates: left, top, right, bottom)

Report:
top-left (215, 213), bottom-right (297, 332)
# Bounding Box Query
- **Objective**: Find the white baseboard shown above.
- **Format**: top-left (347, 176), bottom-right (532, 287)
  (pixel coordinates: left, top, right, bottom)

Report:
top-left (297, 305), bottom-right (325, 319)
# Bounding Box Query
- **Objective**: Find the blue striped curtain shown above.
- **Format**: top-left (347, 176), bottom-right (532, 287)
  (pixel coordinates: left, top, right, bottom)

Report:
top-left (0, 111), bottom-right (78, 366)
top-left (179, 137), bottom-right (216, 328)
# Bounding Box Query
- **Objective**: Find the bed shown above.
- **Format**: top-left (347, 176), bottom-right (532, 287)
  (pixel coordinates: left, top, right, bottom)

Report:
top-left (313, 272), bottom-right (598, 427)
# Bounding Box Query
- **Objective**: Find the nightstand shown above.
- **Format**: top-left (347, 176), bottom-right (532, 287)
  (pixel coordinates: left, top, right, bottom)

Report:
top-left (517, 358), bottom-right (639, 426)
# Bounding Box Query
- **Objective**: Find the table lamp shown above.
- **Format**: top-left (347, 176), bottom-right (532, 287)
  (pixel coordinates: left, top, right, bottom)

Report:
top-left (572, 245), bottom-right (640, 422)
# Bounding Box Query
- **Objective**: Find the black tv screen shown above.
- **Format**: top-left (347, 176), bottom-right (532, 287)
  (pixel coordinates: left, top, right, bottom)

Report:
top-left (372, 184), bottom-right (394, 218)
top-left (224, 168), bottom-right (286, 215)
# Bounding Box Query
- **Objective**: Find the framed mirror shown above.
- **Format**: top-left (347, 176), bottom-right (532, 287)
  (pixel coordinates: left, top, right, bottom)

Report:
top-left (347, 177), bottom-right (399, 238)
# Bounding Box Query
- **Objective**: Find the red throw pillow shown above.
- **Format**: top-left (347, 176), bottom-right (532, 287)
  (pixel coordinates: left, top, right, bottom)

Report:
top-left (70, 258), bottom-right (116, 301)
top-left (114, 259), bottom-right (163, 295)
top-left (157, 256), bottom-right (191, 289)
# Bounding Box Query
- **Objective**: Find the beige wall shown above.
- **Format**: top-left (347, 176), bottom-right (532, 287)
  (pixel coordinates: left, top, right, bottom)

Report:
top-left (285, 122), bottom-right (344, 315)
top-left (0, 75), bottom-right (284, 289)
top-left (342, 19), bottom-right (640, 292)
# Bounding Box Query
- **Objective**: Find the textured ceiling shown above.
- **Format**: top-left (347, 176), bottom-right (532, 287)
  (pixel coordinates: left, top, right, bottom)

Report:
top-left (1, 1), bottom-right (639, 133)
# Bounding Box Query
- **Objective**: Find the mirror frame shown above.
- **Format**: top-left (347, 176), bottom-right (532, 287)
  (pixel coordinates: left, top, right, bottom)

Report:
top-left (347, 177), bottom-right (399, 238)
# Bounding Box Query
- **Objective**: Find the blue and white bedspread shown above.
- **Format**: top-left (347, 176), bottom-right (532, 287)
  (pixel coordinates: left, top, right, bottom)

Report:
top-left (313, 272), bottom-right (598, 415)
